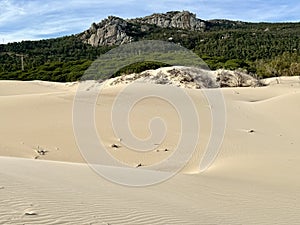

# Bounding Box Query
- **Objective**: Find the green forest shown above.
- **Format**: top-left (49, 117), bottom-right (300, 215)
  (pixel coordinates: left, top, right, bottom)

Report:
top-left (0, 19), bottom-right (299, 82)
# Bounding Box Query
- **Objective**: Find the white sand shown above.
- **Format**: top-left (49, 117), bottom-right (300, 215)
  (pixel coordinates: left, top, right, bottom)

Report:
top-left (0, 77), bottom-right (300, 224)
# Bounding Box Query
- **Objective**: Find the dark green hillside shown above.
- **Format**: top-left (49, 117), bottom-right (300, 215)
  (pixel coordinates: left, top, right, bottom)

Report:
top-left (0, 15), bottom-right (299, 82)
top-left (0, 36), bottom-right (112, 81)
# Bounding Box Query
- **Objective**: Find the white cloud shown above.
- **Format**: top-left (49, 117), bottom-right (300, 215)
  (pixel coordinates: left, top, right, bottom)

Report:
top-left (197, 0), bottom-right (300, 22)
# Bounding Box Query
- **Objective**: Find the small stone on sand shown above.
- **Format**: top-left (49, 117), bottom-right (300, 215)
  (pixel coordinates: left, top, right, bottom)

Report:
top-left (24, 210), bottom-right (38, 216)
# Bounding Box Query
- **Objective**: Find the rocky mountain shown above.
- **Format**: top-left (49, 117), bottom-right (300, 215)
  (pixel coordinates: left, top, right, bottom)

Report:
top-left (1, 10), bottom-right (299, 82)
top-left (79, 11), bottom-right (207, 46)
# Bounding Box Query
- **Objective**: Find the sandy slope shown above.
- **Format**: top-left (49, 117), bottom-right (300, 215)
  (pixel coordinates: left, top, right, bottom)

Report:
top-left (0, 77), bottom-right (300, 224)
top-left (0, 80), bottom-right (82, 162)
top-left (1, 156), bottom-right (299, 225)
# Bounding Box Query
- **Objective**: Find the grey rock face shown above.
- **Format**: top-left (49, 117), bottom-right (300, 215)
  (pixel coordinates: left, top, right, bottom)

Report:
top-left (80, 16), bottom-right (133, 47)
top-left (128, 11), bottom-right (206, 31)
top-left (80, 11), bottom-right (207, 46)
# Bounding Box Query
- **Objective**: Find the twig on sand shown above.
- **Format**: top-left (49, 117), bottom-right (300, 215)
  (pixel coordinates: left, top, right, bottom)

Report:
top-left (111, 144), bottom-right (120, 149)
top-left (36, 149), bottom-right (48, 155)
top-left (34, 145), bottom-right (48, 155)
top-left (136, 163), bottom-right (143, 168)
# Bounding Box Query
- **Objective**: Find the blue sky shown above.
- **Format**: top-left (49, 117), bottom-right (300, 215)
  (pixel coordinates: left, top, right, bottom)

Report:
top-left (0, 0), bottom-right (300, 43)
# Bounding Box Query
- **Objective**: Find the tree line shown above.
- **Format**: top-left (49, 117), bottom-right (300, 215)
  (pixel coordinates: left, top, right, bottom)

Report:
top-left (0, 20), bottom-right (299, 81)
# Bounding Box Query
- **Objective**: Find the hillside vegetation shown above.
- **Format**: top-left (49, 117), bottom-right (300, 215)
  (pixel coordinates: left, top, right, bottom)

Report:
top-left (0, 12), bottom-right (299, 82)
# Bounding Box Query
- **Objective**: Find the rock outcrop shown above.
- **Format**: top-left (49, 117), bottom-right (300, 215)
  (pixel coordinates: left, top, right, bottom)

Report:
top-left (128, 11), bottom-right (206, 31)
top-left (79, 11), bottom-right (207, 46)
top-left (80, 16), bottom-right (133, 46)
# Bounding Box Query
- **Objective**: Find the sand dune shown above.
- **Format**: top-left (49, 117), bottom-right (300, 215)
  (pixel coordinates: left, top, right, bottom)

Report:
top-left (0, 81), bottom-right (82, 162)
top-left (1, 156), bottom-right (299, 224)
top-left (0, 76), bottom-right (300, 224)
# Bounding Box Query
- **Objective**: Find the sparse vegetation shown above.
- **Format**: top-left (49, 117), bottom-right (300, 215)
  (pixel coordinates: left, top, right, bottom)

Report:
top-left (216, 69), bottom-right (258, 87)
top-left (112, 61), bottom-right (170, 78)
